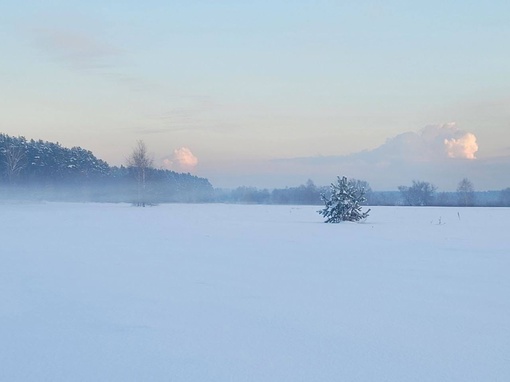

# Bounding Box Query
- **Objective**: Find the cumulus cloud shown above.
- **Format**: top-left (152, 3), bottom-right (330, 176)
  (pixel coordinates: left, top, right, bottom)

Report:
top-left (174, 147), bottom-right (198, 167)
top-left (272, 123), bottom-right (482, 190)
top-left (444, 133), bottom-right (478, 159)
top-left (371, 123), bottom-right (478, 162)
top-left (162, 147), bottom-right (198, 172)
top-left (276, 123), bottom-right (479, 170)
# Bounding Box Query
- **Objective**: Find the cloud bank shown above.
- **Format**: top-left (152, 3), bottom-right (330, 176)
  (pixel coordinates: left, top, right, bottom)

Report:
top-left (367, 123), bottom-right (478, 163)
top-left (271, 124), bottom-right (494, 190)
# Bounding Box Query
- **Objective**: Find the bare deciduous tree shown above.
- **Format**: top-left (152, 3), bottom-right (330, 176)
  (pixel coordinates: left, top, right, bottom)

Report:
top-left (127, 140), bottom-right (153, 206)
top-left (3, 145), bottom-right (26, 184)
top-left (398, 180), bottom-right (437, 206)
top-left (457, 178), bottom-right (475, 206)
top-left (500, 187), bottom-right (510, 207)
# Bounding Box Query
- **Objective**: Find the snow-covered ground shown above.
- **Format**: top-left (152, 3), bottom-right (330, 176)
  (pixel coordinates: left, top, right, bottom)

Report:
top-left (1, 202), bottom-right (509, 381)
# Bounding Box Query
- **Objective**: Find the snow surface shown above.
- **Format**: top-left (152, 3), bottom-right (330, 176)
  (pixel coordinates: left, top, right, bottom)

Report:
top-left (1, 202), bottom-right (509, 381)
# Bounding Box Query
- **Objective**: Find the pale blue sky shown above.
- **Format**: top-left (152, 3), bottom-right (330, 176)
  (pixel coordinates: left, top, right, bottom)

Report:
top-left (1, 0), bottom-right (509, 189)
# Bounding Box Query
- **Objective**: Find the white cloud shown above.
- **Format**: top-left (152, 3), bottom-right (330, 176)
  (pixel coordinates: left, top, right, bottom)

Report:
top-left (444, 133), bottom-right (478, 159)
top-left (371, 123), bottom-right (478, 162)
top-left (162, 147), bottom-right (198, 172)
top-left (271, 124), bottom-right (485, 190)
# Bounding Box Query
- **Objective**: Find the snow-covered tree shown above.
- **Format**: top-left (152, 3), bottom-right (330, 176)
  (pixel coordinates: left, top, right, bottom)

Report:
top-left (318, 176), bottom-right (371, 223)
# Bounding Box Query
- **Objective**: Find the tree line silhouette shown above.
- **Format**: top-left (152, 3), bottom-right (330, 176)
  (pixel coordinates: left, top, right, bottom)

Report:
top-left (2, 133), bottom-right (509, 206)
top-left (0, 133), bottom-right (213, 203)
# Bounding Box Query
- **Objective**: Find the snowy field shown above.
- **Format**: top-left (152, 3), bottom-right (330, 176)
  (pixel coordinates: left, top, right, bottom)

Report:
top-left (1, 202), bottom-right (509, 381)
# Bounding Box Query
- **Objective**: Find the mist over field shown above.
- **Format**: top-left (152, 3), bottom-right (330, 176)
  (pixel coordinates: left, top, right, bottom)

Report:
top-left (1, 203), bottom-right (509, 381)
top-left (2, 132), bottom-right (510, 207)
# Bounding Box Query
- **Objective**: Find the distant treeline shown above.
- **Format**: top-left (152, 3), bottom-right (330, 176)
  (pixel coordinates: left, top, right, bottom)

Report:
top-left (2, 133), bottom-right (510, 206)
top-left (215, 181), bottom-right (510, 207)
top-left (0, 133), bottom-right (214, 203)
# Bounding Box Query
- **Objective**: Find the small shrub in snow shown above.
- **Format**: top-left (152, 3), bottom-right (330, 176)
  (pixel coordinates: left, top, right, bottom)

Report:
top-left (318, 176), bottom-right (371, 223)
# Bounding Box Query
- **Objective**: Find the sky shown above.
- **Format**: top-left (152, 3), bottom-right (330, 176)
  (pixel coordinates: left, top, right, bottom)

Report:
top-left (1, 0), bottom-right (509, 190)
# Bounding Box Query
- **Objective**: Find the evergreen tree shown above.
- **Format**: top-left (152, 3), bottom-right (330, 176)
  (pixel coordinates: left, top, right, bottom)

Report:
top-left (318, 176), bottom-right (371, 223)
top-left (0, 133), bottom-right (214, 203)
